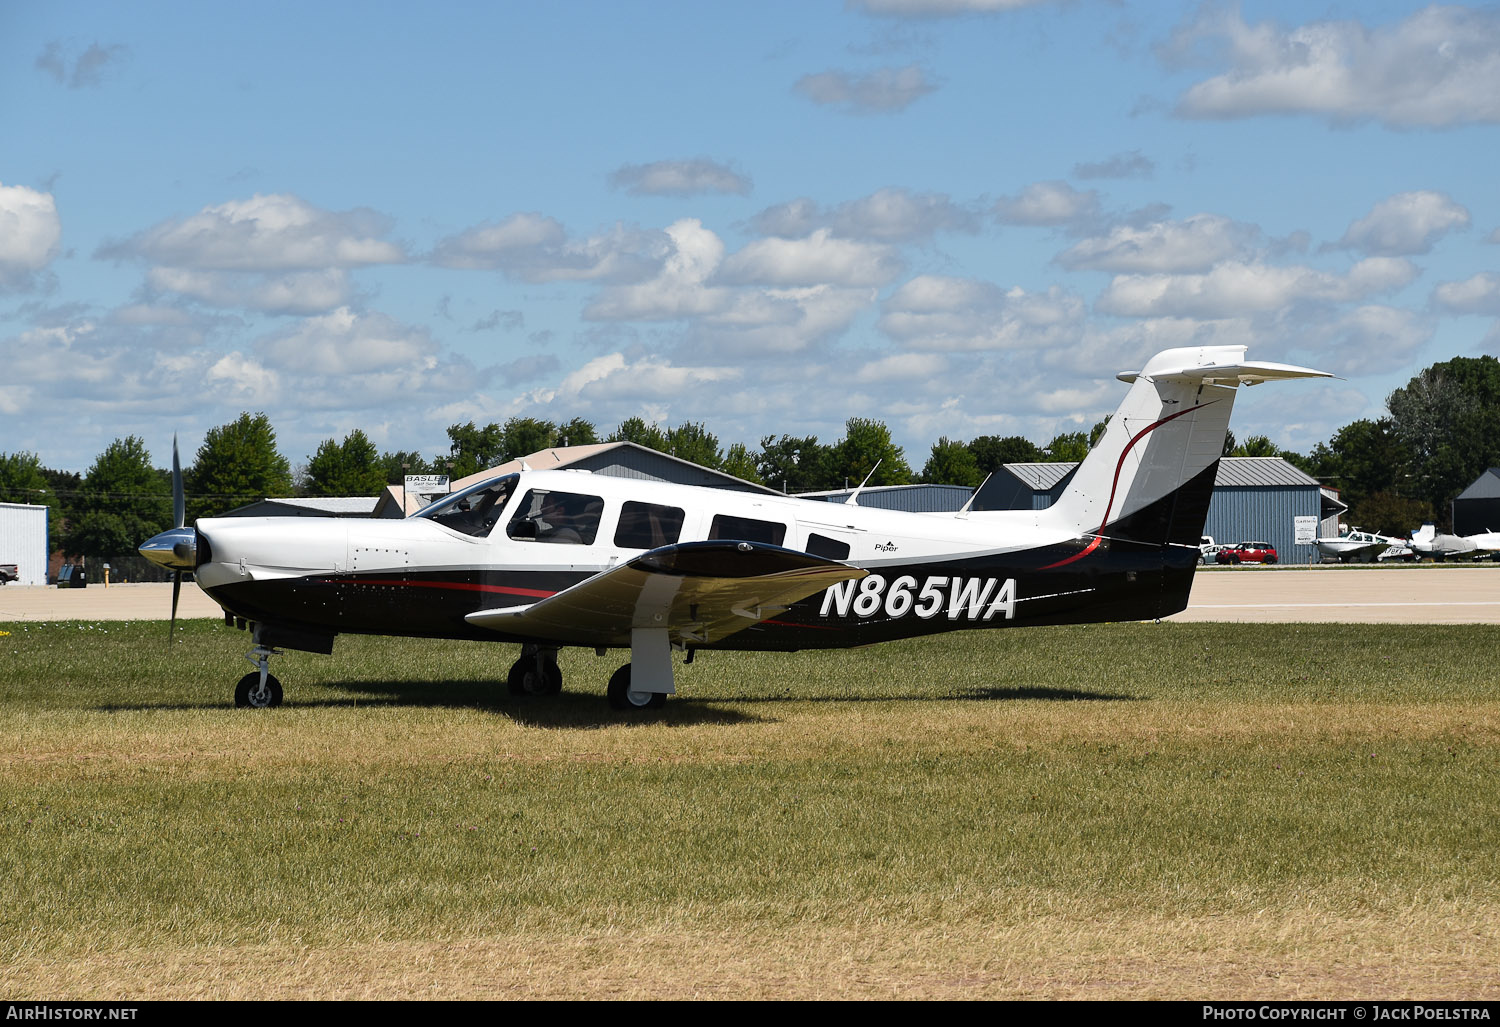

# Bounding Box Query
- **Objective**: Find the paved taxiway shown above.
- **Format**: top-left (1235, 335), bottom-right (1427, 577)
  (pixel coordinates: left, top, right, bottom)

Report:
top-left (1, 566), bottom-right (1496, 625)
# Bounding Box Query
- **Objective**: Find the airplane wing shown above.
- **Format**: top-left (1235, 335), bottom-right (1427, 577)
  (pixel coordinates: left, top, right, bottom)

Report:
top-left (464, 540), bottom-right (866, 648)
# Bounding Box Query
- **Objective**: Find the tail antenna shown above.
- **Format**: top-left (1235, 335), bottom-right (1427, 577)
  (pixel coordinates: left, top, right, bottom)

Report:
top-left (955, 472), bottom-right (993, 519)
top-left (843, 460), bottom-right (882, 507)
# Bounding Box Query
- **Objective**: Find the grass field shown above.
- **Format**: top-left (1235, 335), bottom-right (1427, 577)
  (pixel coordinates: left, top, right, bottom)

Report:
top-left (2, 618), bottom-right (1498, 999)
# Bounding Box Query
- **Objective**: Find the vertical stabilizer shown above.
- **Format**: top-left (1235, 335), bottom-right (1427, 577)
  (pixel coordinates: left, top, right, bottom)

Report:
top-left (1044, 346), bottom-right (1330, 549)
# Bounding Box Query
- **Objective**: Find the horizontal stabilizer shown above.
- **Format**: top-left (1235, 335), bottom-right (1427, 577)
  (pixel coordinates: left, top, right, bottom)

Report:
top-left (1118, 357), bottom-right (1334, 386)
top-left (464, 540), bottom-right (866, 648)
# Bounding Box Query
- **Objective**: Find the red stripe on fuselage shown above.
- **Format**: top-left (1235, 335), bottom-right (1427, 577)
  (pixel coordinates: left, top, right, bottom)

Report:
top-left (319, 577), bottom-right (557, 598)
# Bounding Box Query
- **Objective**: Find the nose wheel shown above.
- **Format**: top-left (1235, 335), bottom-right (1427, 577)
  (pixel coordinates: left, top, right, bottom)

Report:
top-left (235, 645), bottom-right (284, 708)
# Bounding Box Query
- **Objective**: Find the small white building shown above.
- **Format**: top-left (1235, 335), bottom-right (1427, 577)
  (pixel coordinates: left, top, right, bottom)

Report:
top-left (0, 502), bottom-right (49, 585)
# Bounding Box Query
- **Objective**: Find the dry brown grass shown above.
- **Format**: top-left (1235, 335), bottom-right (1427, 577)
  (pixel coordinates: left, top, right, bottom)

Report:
top-left (8, 909), bottom-right (1499, 1000)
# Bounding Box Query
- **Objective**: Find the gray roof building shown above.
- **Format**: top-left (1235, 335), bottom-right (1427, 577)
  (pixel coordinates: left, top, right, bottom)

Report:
top-left (1453, 467), bottom-right (1500, 536)
top-left (373, 441), bottom-right (778, 518)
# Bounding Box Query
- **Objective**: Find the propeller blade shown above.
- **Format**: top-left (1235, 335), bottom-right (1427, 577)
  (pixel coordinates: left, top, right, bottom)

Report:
top-left (170, 570), bottom-right (181, 646)
top-left (172, 434), bottom-right (185, 529)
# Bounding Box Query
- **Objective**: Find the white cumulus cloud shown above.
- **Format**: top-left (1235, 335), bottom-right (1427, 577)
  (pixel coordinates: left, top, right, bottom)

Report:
top-left (255, 307), bottom-right (438, 376)
top-left (880, 275), bottom-right (1086, 351)
top-left (1164, 5), bottom-right (1500, 128)
top-left (147, 267), bottom-right (352, 314)
top-left (752, 187), bottom-right (979, 242)
top-left (432, 213), bottom-right (666, 283)
top-left (100, 193), bottom-right (404, 271)
top-left (719, 228), bottom-right (902, 287)
top-left (1336, 190), bottom-right (1470, 256)
top-left (1432, 271), bottom-right (1500, 315)
top-left (608, 158), bottom-right (752, 196)
top-left (993, 181), bottom-right (1100, 228)
top-left (793, 64), bottom-right (939, 114)
top-left (854, 352), bottom-right (950, 383)
top-left (1058, 214), bottom-right (1258, 273)
top-left (0, 184), bottom-right (62, 291)
top-left (1096, 258), bottom-right (1419, 318)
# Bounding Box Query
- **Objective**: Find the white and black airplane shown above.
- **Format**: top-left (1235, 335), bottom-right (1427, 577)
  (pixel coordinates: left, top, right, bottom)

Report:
top-left (140, 345), bottom-right (1329, 711)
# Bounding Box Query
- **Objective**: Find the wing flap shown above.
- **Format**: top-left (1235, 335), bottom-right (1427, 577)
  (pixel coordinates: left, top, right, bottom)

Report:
top-left (464, 541), bottom-right (865, 647)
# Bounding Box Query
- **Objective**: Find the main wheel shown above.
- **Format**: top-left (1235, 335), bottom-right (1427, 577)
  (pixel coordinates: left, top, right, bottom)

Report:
top-left (607, 664), bottom-right (666, 711)
top-left (507, 654), bottom-right (562, 695)
top-left (234, 671), bottom-right (283, 708)
top-left (1265, 555), bottom-right (1277, 564)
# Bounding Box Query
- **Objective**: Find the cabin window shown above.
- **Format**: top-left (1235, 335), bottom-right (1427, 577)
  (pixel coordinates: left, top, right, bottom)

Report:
top-left (417, 475), bottom-right (518, 538)
top-left (708, 513), bottom-right (786, 547)
top-left (506, 489), bottom-right (603, 545)
top-left (804, 532), bottom-right (851, 560)
top-left (614, 501), bottom-right (685, 550)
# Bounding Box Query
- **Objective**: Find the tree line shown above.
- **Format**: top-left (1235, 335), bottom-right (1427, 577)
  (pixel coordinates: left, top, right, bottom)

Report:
top-left (3, 354), bottom-right (1496, 566)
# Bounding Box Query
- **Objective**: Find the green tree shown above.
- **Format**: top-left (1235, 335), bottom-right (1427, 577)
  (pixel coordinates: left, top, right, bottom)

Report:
top-left (187, 413), bottom-right (293, 519)
top-left (61, 436), bottom-right (171, 560)
top-left (1304, 418), bottom-right (1420, 529)
top-left (609, 417), bottom-right (670, 452)
top-left (756, 435), bottom-right (833, 493)
top-left (379, 450), bottom-right (435, 485)
top-left (305, 429), bottom-right (388, 496)
top-left (722, 442), bottom-right (763, 485)
top-left (501, 417), bottom-right (559, 461)
top-left (831, 418), bottom-right (911, 488)
top-left (0, 451), bottom-right (64, 549)
top-left (1231, 434), bottom-right (1282, 458)
top-left (446, 421), bottom-right (507, 479)
top-left (1041, 431), bottom-right (1090, 463)
top-left (919, 437), bottom-right (983, 487)
top-left (558, 417), bottom-right (600, 448)
top-left (1354, 492), bottom-right (1433, 537)
top-left (968, 435), bottom-right (1041, 473)
top-left (665, 421), bottom-right (722, 468)
top-left (1387, 356), bottom-right (1500, 524)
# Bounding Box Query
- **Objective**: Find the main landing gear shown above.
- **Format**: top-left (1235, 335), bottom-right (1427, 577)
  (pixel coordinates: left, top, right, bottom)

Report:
top-left (607, 664), bottom-right (666, 710)
top-left (506, 629), bottom-right (680, 713)
top-left (235, 644), bottom-right (283, 708)
top-left (506, 644), bottom-right (562, 696)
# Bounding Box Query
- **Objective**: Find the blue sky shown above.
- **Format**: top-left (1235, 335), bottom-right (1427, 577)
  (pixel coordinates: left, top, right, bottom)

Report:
top-left (4, 0), bottom-right (1499, 475)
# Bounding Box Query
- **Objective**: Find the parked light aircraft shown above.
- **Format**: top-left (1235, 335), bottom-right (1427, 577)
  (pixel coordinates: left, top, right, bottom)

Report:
top-left (1314, 528), bottom-right (1401, 563)
top-left (140, 345), bottom-right (1329, 711)
top-left (1409, 523), bottom-right (1500, 561)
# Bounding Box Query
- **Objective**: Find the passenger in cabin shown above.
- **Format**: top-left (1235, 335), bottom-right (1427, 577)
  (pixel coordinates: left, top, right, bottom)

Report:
top-left (535, 492), bottom-right (584, 544)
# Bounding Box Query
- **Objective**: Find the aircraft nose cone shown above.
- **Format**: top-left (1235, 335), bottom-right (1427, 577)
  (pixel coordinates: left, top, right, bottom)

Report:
top-left (139, 525), bottom-right (197, 571)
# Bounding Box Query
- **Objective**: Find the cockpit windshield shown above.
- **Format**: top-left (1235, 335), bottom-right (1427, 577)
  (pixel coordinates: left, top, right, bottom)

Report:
top-left (413, 474), bottom-right (518, 537)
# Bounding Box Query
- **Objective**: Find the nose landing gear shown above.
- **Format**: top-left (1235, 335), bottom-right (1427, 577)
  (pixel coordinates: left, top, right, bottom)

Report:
top-left (235, 644), bottom-right (284, 708)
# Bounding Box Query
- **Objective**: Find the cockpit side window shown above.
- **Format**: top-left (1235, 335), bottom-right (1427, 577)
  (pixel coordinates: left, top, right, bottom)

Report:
top-left (507, 489), bottom-right (603, 545)
top-left (416, 475), bottom-right (518, 538)
top-left (614, 501), bottom-right (685, 550)
top-left (804, 532), bottom-right (851, 560)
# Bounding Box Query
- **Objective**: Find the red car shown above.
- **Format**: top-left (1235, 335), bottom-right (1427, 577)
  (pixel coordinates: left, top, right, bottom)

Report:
top-left (1216, 541), bottom-right (1278, 565)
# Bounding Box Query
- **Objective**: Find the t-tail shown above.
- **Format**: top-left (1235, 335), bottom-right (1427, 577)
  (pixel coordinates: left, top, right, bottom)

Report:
top-left (1043, 346), bottom-right (1331, 556)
